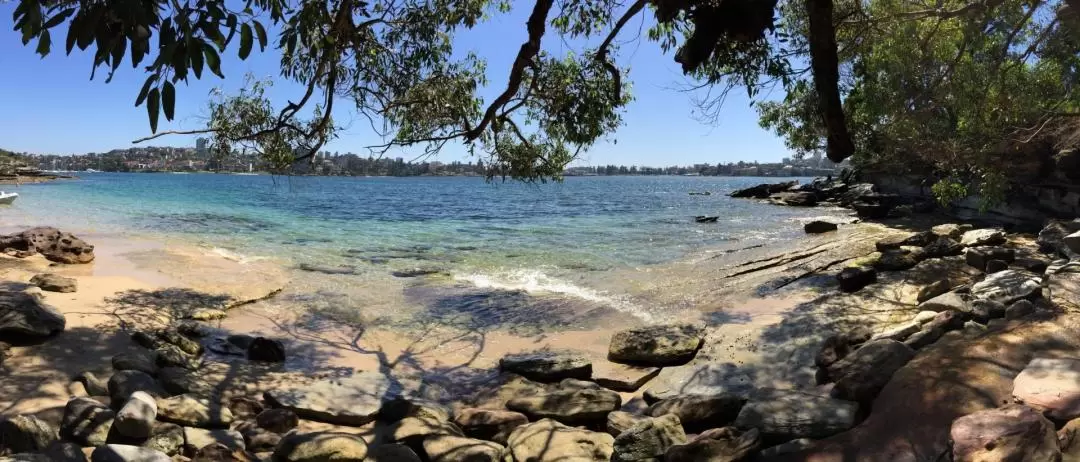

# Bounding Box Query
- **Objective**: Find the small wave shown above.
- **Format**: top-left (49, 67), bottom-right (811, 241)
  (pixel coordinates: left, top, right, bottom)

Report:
top-left (455, 269), bottom-right (654, 322)
top-left (208, 247), bottom-right (268, 264)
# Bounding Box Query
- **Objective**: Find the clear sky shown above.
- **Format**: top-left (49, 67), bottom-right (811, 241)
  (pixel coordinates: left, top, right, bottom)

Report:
top-left (0, 4), bottom-right (794, 166)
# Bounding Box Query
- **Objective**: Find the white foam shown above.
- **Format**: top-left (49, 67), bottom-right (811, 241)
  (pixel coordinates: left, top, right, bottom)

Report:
top-left (208, 247), bottom-right (267, 264)
top-left (455, 269), bottom-right (654, 322)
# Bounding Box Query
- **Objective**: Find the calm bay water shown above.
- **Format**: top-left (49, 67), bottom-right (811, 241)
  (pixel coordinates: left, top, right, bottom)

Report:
top-left (2, 173), bottom-right (846, 325)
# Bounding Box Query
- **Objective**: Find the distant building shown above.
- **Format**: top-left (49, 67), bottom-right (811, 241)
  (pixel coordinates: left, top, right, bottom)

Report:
top-left (195, 138), bottom-right (209, 157)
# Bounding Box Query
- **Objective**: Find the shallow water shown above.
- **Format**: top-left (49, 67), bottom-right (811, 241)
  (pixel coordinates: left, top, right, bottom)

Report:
top-left (2, 173), bottom-right (849, 327)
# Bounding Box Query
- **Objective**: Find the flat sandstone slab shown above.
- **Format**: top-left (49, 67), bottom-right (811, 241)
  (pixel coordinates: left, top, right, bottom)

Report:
top-left (592, 362), bottom-right (660, 392)
top-left (264, 372), bottom-right (413, 426)
top-left (1013, 358), bottom-right (1080, 420)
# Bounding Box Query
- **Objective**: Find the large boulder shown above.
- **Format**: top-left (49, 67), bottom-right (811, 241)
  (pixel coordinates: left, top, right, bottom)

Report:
top-left (825, 339), bottom-right (915, 405)
top-left (917, 280), bottom-right (951, 303)
top-left (1013, 358), bottom-right (1080, 421)
top-left (965, 247), bottom-right (1015, 272)
top-left (769, 191), bottom-right (818, 207)
top-left (611, 414), bottom-right (686, 462)
top-left (421, 435), bottom-right (503, 462)
top-left (870, 321), bottom-right (920, 342)
top-left (1038, 220), bottom-right (1080, 257)
top-left (608, 323), bottom-right (705, 366)
top-left (236, 421), bottom-right (280, 453)
top-left (453, 408), bottom-right (527, 445)
top-left (813, 327), bottom-right (872, 369)
top-left (733, 389), bottom-right (858, 442)
top-left (60, 397), bottom-right (115, 446)
top-left (255, 409), bottom-right (298, 434)
top-left (158, 367), bottom-right (212, 396)
top-left (246, 337), bottom-right (285, 363)
top-left (182, 427), bottom-right (245, 452)
top-left (729, 182), bottom-right (796, 199)
top-left (950, 405), bottom-right (1060, 462)
top-left (108, 370), bottom-right (167, 404)
top-left (0, 415), bottom-right (57, 454)
top-left (960, 229), bottom-right (1007, 247)
top-left (90, 445), bottom-right (170, 462)
top-left (923, 237), bottom-right (965, 258)
top-left (804, 221), bottom-right (838, 234)
top-left (157, 394), bottom-right (234, 428)
top-left (664, 427), bottom-right (761, 462)
top-left (263, 373), bottom-right (400, 426)
top-left (272, 432), bottom-right (368, 462)
top-left (114, 391), bottom-right (157, 439)
top-left (0, 227), bottom-right (95, 264)
top-left (111, 352), bottom-right (157, 376)
top-left (143, 422), bottom-right (184, 455)
top-left (499, 351), bottom-right (592, 382)
top-left (837, 266), bottom-right (876, 293)
top-left (29, 274), bottom-right (77, 293)
top-left (970, 270), bottom-right (1041, 305)
top-left (918, 291), bottom-right (971, 314)
top-left (504, 419), bottom-right (614, 461)
top-left (1006, 299), bottom-right (1036, 320)
top-left (644, 363), bottom-right (755, 403)
top-left (606, 412), bottom-right (652, 438)
top-left (506, 388), bottom-right (621, 425)
top-left (0, 291), bottom-right (65, 341)
top-left (874, 249), bottom-right (921, 271)
top-left (645, 394), bottom-right (745, 433)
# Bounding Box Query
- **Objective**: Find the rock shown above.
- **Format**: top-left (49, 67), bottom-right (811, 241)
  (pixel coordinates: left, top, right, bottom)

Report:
top-left (919, 291), bottom-right (970, 313)
top-left (933, 224), bottom-right (972, 239)
top-left (235, 421), bottom-right (279, 453)
top-left (837, 266), bottom-right (876, 293)
top-left (643, 363), bottom-right (755, 403)
top-left (111, 353), bottom-right (157, 376)
top-left (130, 331), bottom-right (162, 350)
top-left (1038, 221), bottom-right (1078, 256)
top-left (729, 182), bottom-right (797, 199)
top-left (0, 291), bottom-right (65, 341)
top-left (263, 373), bottom-right (411, 426)
top-left (252, 409), bottom-right (296, 434)
top-left (913, 310), bottom-right (939, 324)
top-left (985, 259), bottom-right (1009, 273)
top-left (176, 321), bottom-right (212, 338)
top-left (592, 362), bottom-right (661, 392)
top-left (504, 419), bottom-right (613, 462)
top-left (225, 335), bottom-right (255, 350)
top-left (60, 397), bottom-right (115, 446)
top-left (114, 392), bottom-right (157, 439)
top-left (90, 445), bottom-right (170, 462)
top-left (367, 443), bottom-right (421, 462)
top-left (1006, 299), bottom-right (1036, 320)
top-left (606, 412), bottom-right (651, 438)
top-left (646, 394), bottom-right (745, 433)
top-left (924, 310), bottom-right (967, 332)
top-left (950, 405), bottom-right (1060, 462)
top-left (903, 326), bottom-right (946, 350)
top-left (758, 438), bottom-right (815, 458)
top-left (143, 422), bottom-right (184, 455)
top-left (0, 227), bottom-right (95, 264)
top-left (386, 415), bottom-right (461, 442)
top-left (29, 274), bottom-right (77, 293)
top-left (917, 280), bottom-right (951, 304)
top-left (187, 309), bottom-right (227, 321)
top-left (965, 247), bottom-right (1015, 271)
top-left (873, 249), bottom-right (920, 271)
top-left (226, 398), bottom-right (264, 421)
top-left (1015, 257), bottom-right (1050, 275)
top-left (506, 388), bottom-right (621, 425)
top-left (804, 221), bottom-right (838, 234)
top-left (970, 300), bottom-right (1007, 323)
top-left (378, 396), bottom-right (451, 423)
top-left (158, 367), bottom-right (212, 396)
top-left (733, 389), bottom-right (858, 441)
top-left (206, 338), bottom-right (246, 357)
top-left (963, 320), bottom-right (988, 336)
top-left (183, 427), bottom-right (245, 452)
top-left (814, 335), bottom-right (852, 369)
top-left (612, 414), bottom-right (686, 462)
top-left (826, 339), bottom-right (914, 405)
top-left (1013, 358), bottom-right (1080, 421)
top-left (769, 191), bottom-right (818, 207)
top-left (191, 443), bottom-right (260, 461)
top-left (39, 441), bottom-right (86, 462)
top-left (108, 370), bottom-right (167, 403)
top-left (157, 395), bottom-right (234, 428)
top-left (245, 337), bottom-right (285, 363)
top-left (987, 318), bottom-right (1008, 331)
top-left (1059, 417), bottom-right (1080, 459)
top-left (852, 202), bottom-right (892, 219)
top-left (453, 409), bottom-right (527, 445)
top-left (421, 435), bottom-right (503, 462)
top-left (923, 237), bottom-right (965, 258)
top-left (154, 344), bottom-right (200, 370)
top-left (1066, 230), bottom-right (1080, 256)
top-left (664, 427), bottom-right (761, 462)
top-left (870, 321), bottom-right (920, 341)
top-left (76, 371), bottom-right (110, 396)
top-left (391, 268), bottom-right (448, 278)
top-left (608, 323), bottom-right (705, 367)
top-left (970, 270), bottom-right (1041, 305)
top-left (156, 329), bottom-right (203, 356)
top-left (272, 432), bottom-right (368, 462)
top-left (960, 229), bottom-right (1007, 247)
top-left (0, 415), bottom-right (57, 454)
top-left (499, 351), bottom-right (592, 382)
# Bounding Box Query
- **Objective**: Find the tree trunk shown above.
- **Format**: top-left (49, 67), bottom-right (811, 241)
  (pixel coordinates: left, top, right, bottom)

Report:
top-left (806, 0), bottom-right (855, 162)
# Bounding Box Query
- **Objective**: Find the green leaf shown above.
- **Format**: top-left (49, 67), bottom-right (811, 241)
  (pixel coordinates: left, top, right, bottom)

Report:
top-left (253, 21), bottom-right (267, 51)
top-left (43, 8), bottom-right (74, 29)
top-left (203, 42), bottom-right (223, 78)
top-left (135, 74), bottom-right (154, 106)
top-left (147, 87), bottom-right (160, 133)
top-left (64, 13), bottom-right (80, 54)
top-left (162, 81), bottom-right (175, 121)
top-left (110, 35), bottom-right (126, 70)
top-left (188, 43), bottom-right (203, 79)
top-left (35, 29), bottom-right (50, 56)
top-left (239, 23), bottom-right (252, 59)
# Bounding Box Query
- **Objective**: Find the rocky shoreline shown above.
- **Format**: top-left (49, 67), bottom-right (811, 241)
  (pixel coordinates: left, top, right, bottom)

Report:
top-left (5, 213), bottom-right (1080, 460)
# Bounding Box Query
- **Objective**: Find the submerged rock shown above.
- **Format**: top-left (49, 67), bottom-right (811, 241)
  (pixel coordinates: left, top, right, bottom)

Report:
top-left (608, 323), bottom-right (705, 366)
top-left (246, 337), bottom-right (285, 362)
top-left (499, 351), bottom-right (592, 382)
top-left (950, 405), bottom-right (1059, 462)
top-left (504, 419), bottom-right (613, 462)
top-left (29, 273), bottom-right (77, 293)
top-left (0, 291), bottom-right (65, 341)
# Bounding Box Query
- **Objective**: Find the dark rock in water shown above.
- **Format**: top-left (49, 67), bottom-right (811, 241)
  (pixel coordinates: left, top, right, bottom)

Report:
top-left (0, 415), bottom-right (58, 454)
top-left (923, 237), bottom-right (964, 258)
top-left (61, 397), bottom-right (115, 447)
top-left (297, 263), bottom-right (357, 275)
top-left (227, 334), bottom-right (256, 350)
top-left (951, 405), bottom-right (1059, 461)
top-left (247, 337), bottom-right (285, 362)
top-left (0, 291), bottom-right (66, 341)
top-left (825, 339), bottom-right (914, 405)
top-left (729, 181), bottom-right (797, 199)
top-left (837, 266), bottom-right (876, 292)
top-left (29, 273), bottom-right (77, 293)
top-left (646, 394), bottom-right (745, 433)
top-left (611, 414), bottom-right (685, 462)
top-left (391, 267), bottom-right (448, 278)
top-left (985, 259), bottom-right (1009, 274)
top-left (500, 351), bottom-right (591, 382)
top-left (770, 191), bottom-right (818, 207)
top-left (733, 389), bottom-right (858, 441)
top-left (665, 427), bottom-right (760, 462)
top-left (0, 227), bottom-right (95, 264)
top-left (965, 247), bottom-right (1015, 271)
top-left (694, 216), bottom-right (719, 223)
top-left (507, 388), bottom-right (622, 425)
top-left (804, 221), bottom-right (838, 234)
top-left (608, 323), bottom-right (705, 366)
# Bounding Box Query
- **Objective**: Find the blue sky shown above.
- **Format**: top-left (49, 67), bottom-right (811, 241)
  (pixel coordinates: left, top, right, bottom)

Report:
top-left (0, 3), bottom-right (793, 166)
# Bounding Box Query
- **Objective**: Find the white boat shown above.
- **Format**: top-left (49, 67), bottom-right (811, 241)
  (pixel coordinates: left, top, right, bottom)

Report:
top-left (0, 192), bottom-right (19, 204)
